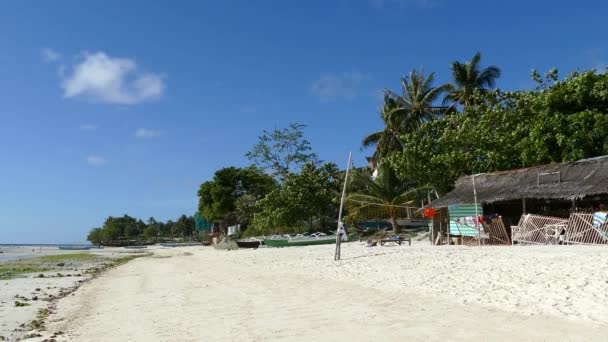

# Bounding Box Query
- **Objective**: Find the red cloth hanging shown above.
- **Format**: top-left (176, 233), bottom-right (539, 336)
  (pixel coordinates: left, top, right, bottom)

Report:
top-left (424, 208), bottom-right (436, 218)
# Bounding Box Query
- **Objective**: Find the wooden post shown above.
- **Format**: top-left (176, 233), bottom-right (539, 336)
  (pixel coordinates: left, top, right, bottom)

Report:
top-left (522, 198), bottom-right (526, 214)
top-left (431, 219), bottom-right (435, 245)
top-left (571, 199), bottom-right (576, 212)
top-left (472, 175), bottom-right (481, 247)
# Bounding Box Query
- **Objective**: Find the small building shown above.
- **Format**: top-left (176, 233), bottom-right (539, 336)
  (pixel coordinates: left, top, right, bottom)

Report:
top-left (428, 156), bottom-right (608, 243)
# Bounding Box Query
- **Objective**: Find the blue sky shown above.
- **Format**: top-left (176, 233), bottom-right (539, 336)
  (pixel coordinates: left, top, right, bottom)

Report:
top-left (1, 0), bottom-right (606, 243)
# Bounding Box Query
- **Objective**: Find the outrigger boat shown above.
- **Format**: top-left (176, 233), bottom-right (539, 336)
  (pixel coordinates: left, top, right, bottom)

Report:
top-left (58, 245), bottom-right (92, 250)
top-left (264, 232), bottom-right (356, 247)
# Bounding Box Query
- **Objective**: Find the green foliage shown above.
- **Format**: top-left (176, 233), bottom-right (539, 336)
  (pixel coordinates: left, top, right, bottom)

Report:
top-left (197, 166), bottom-right (276, 229)
top-left (87, 228), bottom-right (103, 245)
top-left (15, 301), bottom-right (30, 307)
top-left (246, 122), bottom-right (318, 179)
top-left (247, 162), bottom-right (342, 236)
top-left (36, 308), bottom-right (49, 319)
top-left (172, 214), bottom-right (195, 238)
top-left (110, 255), bottom-right (146, 266)
top-left (143, 225), bottom-right (159, 239)
top-left (87, 214), bottom-right (196, 245)
top-left (445, 52), bottom-right (501, 107)
top-left (345, 164), bottom-right (422, 233)
top-left (0, 266), bottom-right (48, 280)
top-left (364, 70), bottom-right (448, 161)
top-left (37, 253), bottom-right (97, 262)
top-left (391, 69), bottom-right (608, 194)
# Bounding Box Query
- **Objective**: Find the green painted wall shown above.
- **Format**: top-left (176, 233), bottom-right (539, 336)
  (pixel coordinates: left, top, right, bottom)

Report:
top-left (448, 204), bottom-right (483, 236)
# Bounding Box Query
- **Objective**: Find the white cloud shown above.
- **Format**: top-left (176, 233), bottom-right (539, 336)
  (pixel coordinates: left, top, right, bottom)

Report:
top-left (80, 124), bottom-right (98, 131)
top-left (87, 155), bottom-right (107, 166)
top-left (42, 48), bottom-right (61, 62)
top-left (62, 52), bottom-right (165, 105)
top-left (311, 71), bottom-right (369, 102)
top-left (134, 128), bottom-right (161, 138)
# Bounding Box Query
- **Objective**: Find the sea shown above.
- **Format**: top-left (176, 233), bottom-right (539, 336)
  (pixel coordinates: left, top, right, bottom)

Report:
top-left (0, 244), bottom-right (91, 262)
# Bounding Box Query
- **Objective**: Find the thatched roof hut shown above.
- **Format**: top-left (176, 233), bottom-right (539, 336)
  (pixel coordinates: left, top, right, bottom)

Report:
top-left (430, 156), bottom-right (608, 208)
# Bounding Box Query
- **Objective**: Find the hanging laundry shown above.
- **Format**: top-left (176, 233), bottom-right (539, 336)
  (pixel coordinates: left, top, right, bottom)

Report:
top-left (593, 212), bottom-right (607, 227)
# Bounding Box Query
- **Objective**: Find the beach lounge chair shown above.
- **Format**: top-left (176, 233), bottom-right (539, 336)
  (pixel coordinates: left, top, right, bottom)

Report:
top-left (380, 235), bottom-right (411, 246)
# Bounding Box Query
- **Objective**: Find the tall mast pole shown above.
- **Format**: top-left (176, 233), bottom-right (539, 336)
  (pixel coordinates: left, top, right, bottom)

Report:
top-left (335, 152), bottom-right (352, 261)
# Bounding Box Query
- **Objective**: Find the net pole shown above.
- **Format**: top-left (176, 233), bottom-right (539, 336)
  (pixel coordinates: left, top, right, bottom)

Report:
top-left (335, 151), bottom-right (352, 261)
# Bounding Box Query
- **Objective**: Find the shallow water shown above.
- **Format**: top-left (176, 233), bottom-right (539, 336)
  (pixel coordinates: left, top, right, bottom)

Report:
top-left (0, 254), bottom-right (38, 262)
top-left (0, 245), bottom-right (61, 262)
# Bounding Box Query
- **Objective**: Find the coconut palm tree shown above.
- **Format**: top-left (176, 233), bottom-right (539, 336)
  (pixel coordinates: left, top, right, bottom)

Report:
top-left (361, 94), bottom-right (405, 161)
top-left (385, 68), bottom-right (450, 127)
top-left (444, 52), bottom-right (501, 107)
top-left (345, 164), bottom-right (420, 234)
top-left (362, 69), bottom-right (448, 161)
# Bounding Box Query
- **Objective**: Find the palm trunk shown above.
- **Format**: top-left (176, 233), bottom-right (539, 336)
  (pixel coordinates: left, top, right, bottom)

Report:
top-left (390, 217), bottom-right (399, 234)
top-left (389, 208), bottom-right (399, 234)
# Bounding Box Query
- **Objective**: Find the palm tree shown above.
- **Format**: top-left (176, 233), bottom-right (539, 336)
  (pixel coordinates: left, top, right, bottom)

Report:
top-left (445, 52), bottom-right (501, 107)
top-left (362, 69), bottom-right (448, 161)
top-left (386, 68), bottom-right (450, 127)
top-left (345, 164), bottom-right (420, 234)
top-left (361, 94), bottom-right (404, 161)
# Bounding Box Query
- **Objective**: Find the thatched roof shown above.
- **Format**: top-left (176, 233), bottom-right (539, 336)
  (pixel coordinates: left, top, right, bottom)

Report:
top-left (429, 156), bottom-right (608, 208)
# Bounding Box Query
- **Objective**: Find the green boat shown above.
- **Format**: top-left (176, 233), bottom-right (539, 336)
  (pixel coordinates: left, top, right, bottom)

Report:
top-left (264, 233), bottom-right (356, 247)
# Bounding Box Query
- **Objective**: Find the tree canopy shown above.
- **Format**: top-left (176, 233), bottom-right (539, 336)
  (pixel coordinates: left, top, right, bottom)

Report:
top-left (246, 122), bottom-right (318, 180)
top-left (86, 214), bottom-right (195, 245)
top-left (445, 52), bottom-right (502, 107)
top-left (246, 162), bottom-right (342, 236)
top-left (197, 166), bottom-right (276, 229)
top-left (390, 69), bottom-right (608, 194)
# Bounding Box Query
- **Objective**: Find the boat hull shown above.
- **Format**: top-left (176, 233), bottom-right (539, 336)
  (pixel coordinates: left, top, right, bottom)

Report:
top-left (58, 246), bottom-right (92, 250)
top-left (264, 234), bottom-right (357, 247)
top-left (236, 240), bottom-right (264, 248)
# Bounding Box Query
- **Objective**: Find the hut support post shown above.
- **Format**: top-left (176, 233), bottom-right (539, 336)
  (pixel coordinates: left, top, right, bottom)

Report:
top-left (522, 198), bottom-right (526, 214)
top-left (472, 175), bottom-right (481, 247)
top-left (571, 199), bottom-right (576, 212)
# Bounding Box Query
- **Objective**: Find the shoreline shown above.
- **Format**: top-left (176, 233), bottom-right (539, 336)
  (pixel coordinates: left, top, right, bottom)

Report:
top-left (0, 247), bottom-right (149, 341)
top-left (18, 242), bottom-right (608, 341)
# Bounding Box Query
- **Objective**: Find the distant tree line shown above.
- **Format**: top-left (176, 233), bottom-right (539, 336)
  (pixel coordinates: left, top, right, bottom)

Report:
top-left (87, 214), bottom-right (195, 245)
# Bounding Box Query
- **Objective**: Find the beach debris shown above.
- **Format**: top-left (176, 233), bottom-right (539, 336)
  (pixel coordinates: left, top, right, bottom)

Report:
top-left (24, 333), bottom-right (42, 338)
top-left (56, 263), bottom-right (65, 267)
top-left (15, 300), bottom-right (30, 307)
top-left (29, 319), bottom-right (44, 330)
top-left (37, 308), bottom-right (50, 319)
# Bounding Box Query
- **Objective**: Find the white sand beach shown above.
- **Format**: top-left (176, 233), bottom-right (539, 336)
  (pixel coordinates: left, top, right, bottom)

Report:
top-left (15, 242), bottom-right (608, 341)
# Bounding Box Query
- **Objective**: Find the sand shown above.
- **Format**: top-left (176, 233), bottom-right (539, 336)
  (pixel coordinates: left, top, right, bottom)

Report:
top-left (16, 241), bottom-right (608, 341)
